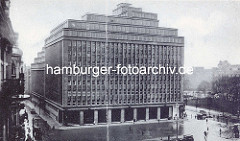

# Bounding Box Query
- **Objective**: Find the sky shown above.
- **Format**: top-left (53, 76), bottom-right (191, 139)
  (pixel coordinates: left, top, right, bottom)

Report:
top-left (9, 0), bottom-right (240, 68)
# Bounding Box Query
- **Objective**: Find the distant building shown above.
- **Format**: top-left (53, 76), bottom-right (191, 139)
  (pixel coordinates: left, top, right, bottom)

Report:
top-left (31, 3), bottom-right (184, 125)
top-left (184, 61), bottom-right (240, 91)
top-left (213, 60), bottom-right (240, 77)
top-left (24, 65), bottom-right (31, 94)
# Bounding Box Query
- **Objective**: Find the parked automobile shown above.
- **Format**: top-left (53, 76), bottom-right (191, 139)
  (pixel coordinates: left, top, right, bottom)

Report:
top-left (30, 109), bottom-right (37, 114)
top-left (183, 134), bottom-right (194, 141)
top-left (197, 113), bottom-right (206, 120)
top-left (233, 124), bottom-right (240, 138)
top-left (199, 110), bottom-right (207, 114)
top-left (33, 117), bottom-right (43, 140)
top-left (33, 128), bottom-right (42, 140)
top-left (206, 115), bottom-right (213, 118)
top-left (162, 135), bottom-right (194, 141)
top-left (218, 113), bottom-right (224, 117)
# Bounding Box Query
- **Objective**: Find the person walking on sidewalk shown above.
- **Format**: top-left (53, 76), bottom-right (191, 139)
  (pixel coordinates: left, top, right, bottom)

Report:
top-left (219, 128), bottom-right (222, 137)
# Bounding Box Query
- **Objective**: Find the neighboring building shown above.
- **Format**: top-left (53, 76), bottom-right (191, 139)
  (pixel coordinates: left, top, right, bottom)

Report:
top-left (0, 0), bottom-right (24, 140)
top-left (31, 3), bottom-right (184, 125)
top-left (11, 33), bottom-right (23, 80)
top-left (31, 49), bottom-right (45, 114)
top-left (0, 0), bottom-right (16, 92)
top-left (184, 67), bottom-right (213, 91)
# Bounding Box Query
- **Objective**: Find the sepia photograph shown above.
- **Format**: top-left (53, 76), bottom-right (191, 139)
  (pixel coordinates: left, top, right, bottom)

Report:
top-left (0, 0), bottom-right (240, 141)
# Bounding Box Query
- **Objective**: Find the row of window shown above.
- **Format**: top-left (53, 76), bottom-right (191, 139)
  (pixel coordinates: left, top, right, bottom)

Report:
top-left (67, 87), bottom-right (181, 91)
top-left (67, 40), bottom-right (183, 52)
top-left (127, 10), bottom-right (157, 19)
top-left (63, 30), bottom-right (184, 43)
top-left (68, 21), bottom-right (175, 36)
top-left (67, 41), bottom-right (183, 67)
top-left (85, 14), bottom-right (158, 27)
top-left (66, 94), bottom-right (181, 105)
top-left (67, 42), bottom-right (183, 54)
top-left (68, 80), bottom-right (181, 85)
top-left (68, 75), bottom-right (182, 80)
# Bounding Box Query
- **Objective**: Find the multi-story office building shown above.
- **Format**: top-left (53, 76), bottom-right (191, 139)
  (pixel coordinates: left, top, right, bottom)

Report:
top-left (31, 3), bottom-right (184, 125)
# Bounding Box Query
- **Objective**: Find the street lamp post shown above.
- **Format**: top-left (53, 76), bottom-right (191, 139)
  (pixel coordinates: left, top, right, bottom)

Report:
top-left (175, 102), bottom-right (179, 140)
top-left (176, 115), bottom-right (179, 139)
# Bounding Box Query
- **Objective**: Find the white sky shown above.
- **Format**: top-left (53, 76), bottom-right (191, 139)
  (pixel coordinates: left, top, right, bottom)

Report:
top-left (9, 0), bottom-right (240, 68)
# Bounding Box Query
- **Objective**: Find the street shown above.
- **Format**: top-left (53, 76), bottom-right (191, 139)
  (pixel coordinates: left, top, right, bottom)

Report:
top-left (22, 99), bottom-right (240, 141)
top-left (181, 106), bottom-right (238, 141)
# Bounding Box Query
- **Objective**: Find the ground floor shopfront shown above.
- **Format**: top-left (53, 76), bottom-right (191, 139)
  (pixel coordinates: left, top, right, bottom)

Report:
top-left (54, 105), bottom-right (184, 126)
top-left (30, 95), bottom-right (184, 126)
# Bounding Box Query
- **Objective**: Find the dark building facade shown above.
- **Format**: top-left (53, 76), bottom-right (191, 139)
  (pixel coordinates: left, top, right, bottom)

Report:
top-left (31, 49), bottom-right (45, 115)
top-left (31, 3), bottom-right (184, 125)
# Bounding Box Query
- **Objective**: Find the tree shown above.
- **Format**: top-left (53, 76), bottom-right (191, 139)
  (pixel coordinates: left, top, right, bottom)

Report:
top-left (197, 81), bottom-right (211, 93)
top-left (212, 76), bottom-right (240, 114)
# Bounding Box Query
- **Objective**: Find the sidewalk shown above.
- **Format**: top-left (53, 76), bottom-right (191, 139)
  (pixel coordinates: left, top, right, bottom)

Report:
top-left (57, 118), bottom-right (186, 130)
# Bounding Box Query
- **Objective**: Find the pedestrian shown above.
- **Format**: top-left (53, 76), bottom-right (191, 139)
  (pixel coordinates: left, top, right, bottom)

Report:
top-left (129, 126), bottom-right (132, 131)
top-left (204, 131), bottom-right (208, 141)
top-left (219, 128), bottom-right (222, 137)
top-left (26, 134), bottom-right (32, 141)
top-left (207, 127), bottom-right (209, 131)
top-left (191, 114), bottom-right (192, 119)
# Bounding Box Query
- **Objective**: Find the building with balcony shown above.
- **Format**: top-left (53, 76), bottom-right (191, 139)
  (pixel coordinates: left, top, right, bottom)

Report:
top-left (31, 3), bottom-right (184, 125)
